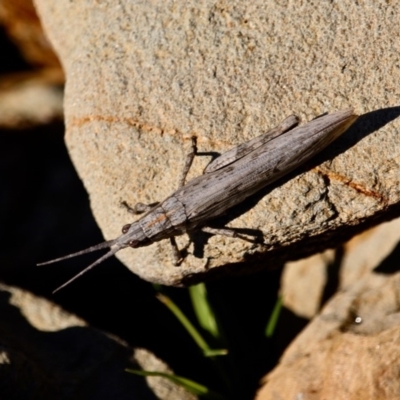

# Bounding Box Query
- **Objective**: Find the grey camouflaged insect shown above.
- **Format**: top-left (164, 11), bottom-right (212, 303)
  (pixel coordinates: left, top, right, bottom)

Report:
top-left (39, 109), bottom-right (358, 292)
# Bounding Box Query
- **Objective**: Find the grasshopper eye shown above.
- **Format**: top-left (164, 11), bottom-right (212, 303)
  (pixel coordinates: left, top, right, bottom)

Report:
top-left (122, 224), bottom-right (131, 234)
top-left (128, 240), bottom-right (139, 248)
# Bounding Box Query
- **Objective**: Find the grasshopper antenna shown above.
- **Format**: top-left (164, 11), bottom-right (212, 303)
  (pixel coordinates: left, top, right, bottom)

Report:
top-left (37, 239), bottom-right (117, 266)
top-left (37, 239), bottom-right (123, 293)
top-left (51, 245), bottom-right (123, 294)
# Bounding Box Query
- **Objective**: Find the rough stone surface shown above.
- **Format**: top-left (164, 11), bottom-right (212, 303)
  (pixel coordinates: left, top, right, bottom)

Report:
top-left (281, 216), bottom-right (400, 320)
top-left (258, 217), bottom-right (400, 399)
top-left (281, 250), bottom-right (334, 320)
top-left (134, 349), bottom-right (197, 400)
top-left (0, 283), bottom-right (196, 400)
top-left (256, 272), bottom-right (400, 400)
top-left (33, 0), bottom-right (400, 285)
top-left (340, 217), bottom-right (400, 289)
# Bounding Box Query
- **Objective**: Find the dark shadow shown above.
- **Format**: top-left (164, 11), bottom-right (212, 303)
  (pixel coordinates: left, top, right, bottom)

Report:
top-left (320, 245), bottom-right (344, 308)
top-left (0, 287), bottom-right (158, 400)
top-left (271, 306), bottom-right (310, 356)
top-left (205, 267), bottom-right (286, 399)
top-left (0, 25), bottom-right (31, 74)
top-left (197, 150), bottom-right (221, 165)
top-left (189, 229), bottom-right (210, 259)
top-left (374, 239), bottom-right (400, 274)
top-left (190, 226), bottom-right (264, 260)
top-left (332, 106), bottom-right (400, 152)
top-left (0, 121), bottom-right (227, 397)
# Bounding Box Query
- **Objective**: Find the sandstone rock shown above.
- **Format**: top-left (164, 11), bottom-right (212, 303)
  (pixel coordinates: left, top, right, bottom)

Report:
top-left (33, 0), bottom-right (400, 285)
top-left (257, 271), bottom-right (400, 400)
top-left (281, 216), bottom-right (400, 320)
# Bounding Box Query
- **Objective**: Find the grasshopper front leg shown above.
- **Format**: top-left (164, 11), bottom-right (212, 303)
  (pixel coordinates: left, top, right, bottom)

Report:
top-left (121, 136), bottom-right (200, 265)
top-left (121, 201), bottom-right (157, 214)
top-left (178, 136), bottom-right (198, 188)
top-left (172, 136), bottom-right (200, 265)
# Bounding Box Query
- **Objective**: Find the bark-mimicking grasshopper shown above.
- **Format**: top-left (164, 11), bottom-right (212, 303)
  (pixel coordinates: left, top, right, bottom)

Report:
top-left (39, 109), bottom-right (358, 292)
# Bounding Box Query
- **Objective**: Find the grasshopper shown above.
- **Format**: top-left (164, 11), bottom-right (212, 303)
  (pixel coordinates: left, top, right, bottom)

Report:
top-left (39, 109), bottom-right (358, 292)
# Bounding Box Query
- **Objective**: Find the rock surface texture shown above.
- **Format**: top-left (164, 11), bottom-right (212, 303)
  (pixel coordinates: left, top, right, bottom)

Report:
top-left (33, 0), bottom-right (400, 285)
top-left (258, 217), bottom-right (400, 399)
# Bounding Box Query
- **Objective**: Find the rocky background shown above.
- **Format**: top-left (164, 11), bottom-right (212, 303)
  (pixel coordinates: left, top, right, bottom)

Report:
top-left (1, 1), bottom-right (400, 399)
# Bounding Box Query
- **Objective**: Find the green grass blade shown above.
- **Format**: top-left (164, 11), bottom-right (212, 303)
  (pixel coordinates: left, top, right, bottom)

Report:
top-left (265, 295), bottom-right (283, 338)
top-left (189, 283), bottom-right (220, 338)
top-left (157, 292), bottom-right (210, 351)
top-left (203, 348), bottom-right (228, 357)
top-left (157, 292), bottom-right (227, 358)
top-left (126, 369), bottom-right (225, 400)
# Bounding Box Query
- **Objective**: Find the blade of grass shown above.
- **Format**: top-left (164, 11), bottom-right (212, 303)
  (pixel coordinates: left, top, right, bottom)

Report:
top-left (189, 283), bottom-right (219, 338)
top-left (156, 293), bottom-right (227, 357)
top-left (126, 369), bottom-right (225, 400)
top-left (265, 295), bottom-right (283, 338)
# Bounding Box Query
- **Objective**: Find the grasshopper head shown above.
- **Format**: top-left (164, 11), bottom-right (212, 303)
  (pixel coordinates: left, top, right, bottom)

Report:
top-left (37, 221), bottom-right (151, 293)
